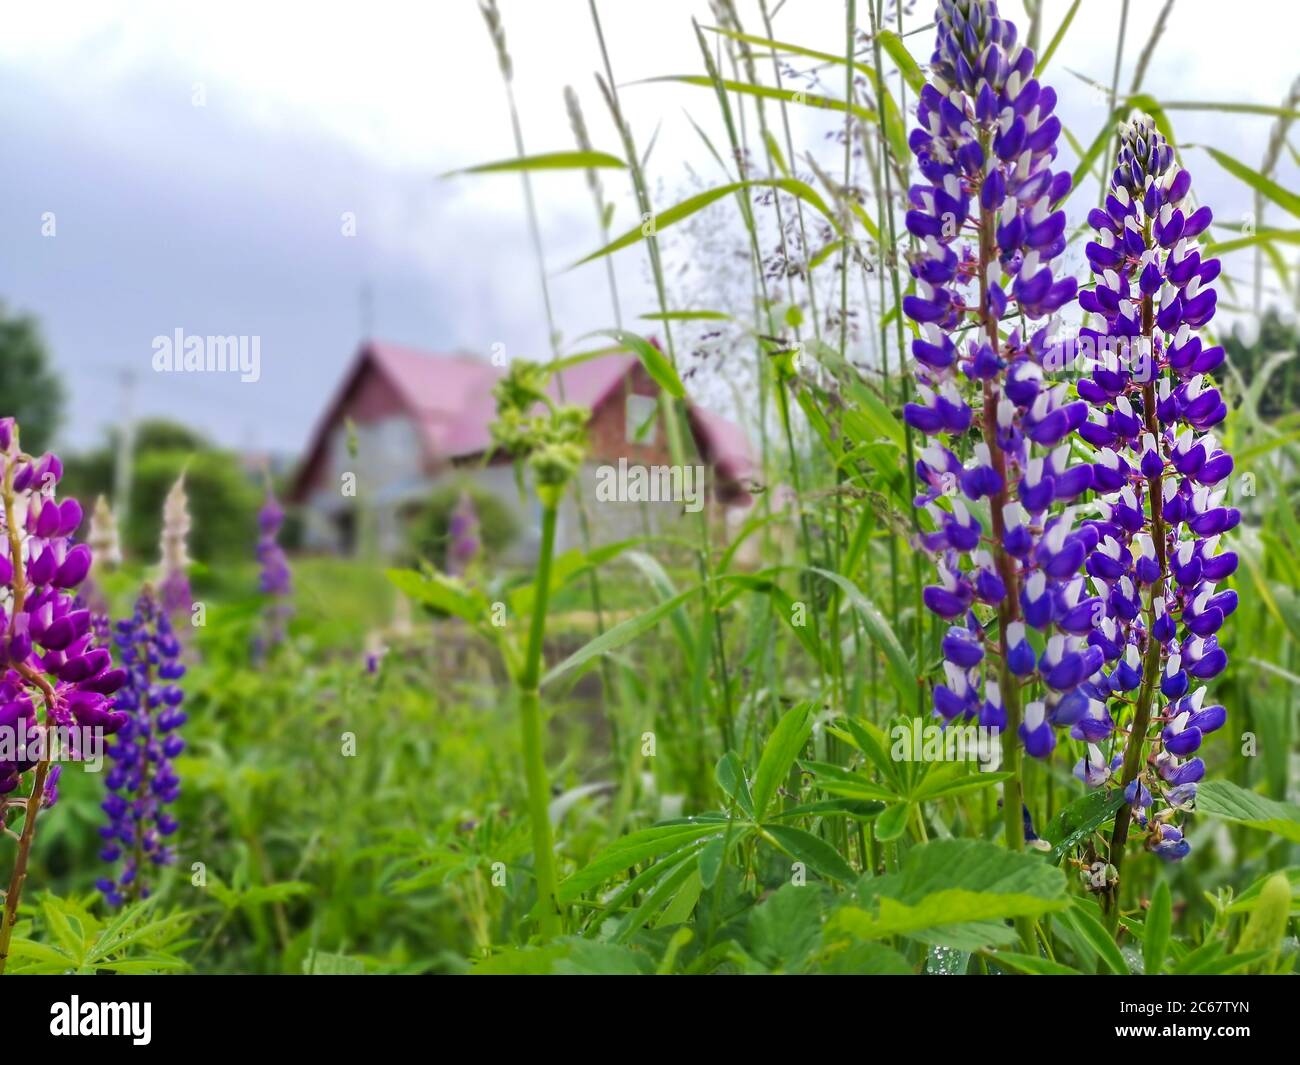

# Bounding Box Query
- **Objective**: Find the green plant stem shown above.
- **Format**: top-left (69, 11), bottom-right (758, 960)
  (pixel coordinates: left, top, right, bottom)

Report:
top-left (519, 502), bottom-right (562, 939)
top-left (1104, 290), bottom-right (1164, 935)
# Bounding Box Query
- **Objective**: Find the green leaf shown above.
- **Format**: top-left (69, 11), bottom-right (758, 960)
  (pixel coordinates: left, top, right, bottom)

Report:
top-left (808, 567), bottom-right (916, 710)
top-left (1065, 899), bottom-right (1129, 975)
top-left (654, 869), bottom-right (704, 928)
top-left (571, 177), bottom-right (841, 267)
top-left (1196, 780), bottom-right (1300, 842)
top-left (715, 751), bottom-right (755, 819)
top-left (762, 824), bottom-right (858, 884)
top-left (698, 836), bottom-right (726, 889)
top-left (1236, 872), bottom-right (1291, 972)
top-left (911, 765), bottom-right (1011, 802)
top-left (1034, 0), bottom-right (1081, 76)
top-left (581, 329), bottom-right (684, 398)
top-left (747, 883), bottom-right (827, 972)
top-left (558, 821), bottom-right (724, 903)
top-left (876, 30), bottom-right (925, 94)
top-left (800, 759), bottom-right (899, 802)
top-left (386, 567), bottom-right (488, 626)
top-left (442, 150), bottom-right (626, 177)
top-left (1205, 227), bottom-right (1300, 256)
top-left (638, 310), bottom-right (730, 321)
top-left (1144, 879), bottom-right (1172, 975)
top-left (1043, 787), bottom-right (1127, 863)
top-left (542, 585), bottom-right (700, 687)
top-left (1203, 146), bottom-right (1300, 221)
top-left (987, 951), bottom-right (1084, 975)
top-left (831, 840), bottom-right (1069, 951)
top-left (874, 802), bottom-right (912, 842)
top-left (752, 702), bottom-right (814, 818)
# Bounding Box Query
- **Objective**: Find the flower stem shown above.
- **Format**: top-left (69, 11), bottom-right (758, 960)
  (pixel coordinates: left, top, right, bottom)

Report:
top-left (519, 501), bottom-right (562, 939)
top-left (977, 191), bottom-right (1034, 954)
top-left (0, 760), bottom-right (49, 975)
top-left (1105, 294), bottom-right (1165, 934)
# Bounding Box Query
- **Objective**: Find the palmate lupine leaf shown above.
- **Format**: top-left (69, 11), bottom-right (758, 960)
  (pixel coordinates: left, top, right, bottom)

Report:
top-left (557, 820), bottom-right (727, 904)
top-left (751, 701), bottom-right (814, 818)
top-left (760, 823), bottom-right (858, 883)
top-left (829, 840), bottom-right (1069, 951)
top-left (1195, 780), bottom-right (1300, 842)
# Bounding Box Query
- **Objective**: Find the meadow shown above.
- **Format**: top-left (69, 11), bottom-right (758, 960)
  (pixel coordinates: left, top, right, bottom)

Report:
top-left (5, 0), bottom-right (1300, 978)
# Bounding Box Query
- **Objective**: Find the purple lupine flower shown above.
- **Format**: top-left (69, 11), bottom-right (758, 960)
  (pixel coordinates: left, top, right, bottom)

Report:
top-left (446, 490), bottom-right (482, 576)
top-left (0, 416), bottom-right (128, 799)
top-left (254, 489), bottom-right (293, 656)
top-left (905, 1), bottom-right (1091, 760)
top-left (96, 589), bottom-right (186, 906)
top-left (1075, 113), bottom-right (1233, 861)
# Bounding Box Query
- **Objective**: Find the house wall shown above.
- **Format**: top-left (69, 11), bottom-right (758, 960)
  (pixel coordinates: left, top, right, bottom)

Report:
top-left (299, 367), bottom-right (430, 555)
top-left (299, 357), bottom-right (752, 562)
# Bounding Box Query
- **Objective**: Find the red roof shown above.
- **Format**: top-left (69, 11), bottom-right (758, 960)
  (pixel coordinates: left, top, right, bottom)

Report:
top-left (291, 340), bottom-right (756, 501)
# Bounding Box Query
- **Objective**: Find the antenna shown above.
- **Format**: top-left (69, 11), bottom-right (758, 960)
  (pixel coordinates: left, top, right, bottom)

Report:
top-left (112, 368), bottom-right (137, 529)
top-left (359, 280), bottom-right (375, 341)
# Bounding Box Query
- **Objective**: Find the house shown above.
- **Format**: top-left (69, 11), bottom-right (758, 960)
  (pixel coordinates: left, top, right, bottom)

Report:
top-left (288, 340), bottom-right (757, 559)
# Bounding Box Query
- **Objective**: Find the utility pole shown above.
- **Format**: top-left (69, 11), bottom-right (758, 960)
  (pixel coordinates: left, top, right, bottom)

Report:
top-left (112, 368), bottom-right (136, 531)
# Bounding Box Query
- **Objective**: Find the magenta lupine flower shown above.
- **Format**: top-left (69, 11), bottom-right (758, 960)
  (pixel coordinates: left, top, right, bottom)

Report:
top-left (1, 417), bottom-right (128, 799)
top-left (905, 1), bottom-right (1092, 757)
top-left (446, 490), bottom-right (481, 576)
top-left (96, 589), bottom-right (186, 905)
top-left (1073, 114), bottom-right (1234, 860)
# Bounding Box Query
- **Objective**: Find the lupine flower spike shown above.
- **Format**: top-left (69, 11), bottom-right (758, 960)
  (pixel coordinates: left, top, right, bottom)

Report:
top-left (905, 0), bottom-right (1085, 849)
top-left (254, 487), bottom-right (293, 658)
top-left (158, 474), bottom-right (193, 621)
top-left (1076, 113), bottom-right (1233, 874)
top-left (81, 494), bottom-right (122, 617)
top-left (97, 588), bottom-right (186, 905)
top-left (0, 416), bottom-right (126, 968)
top-left (447, 490), bottom-right (482, 576)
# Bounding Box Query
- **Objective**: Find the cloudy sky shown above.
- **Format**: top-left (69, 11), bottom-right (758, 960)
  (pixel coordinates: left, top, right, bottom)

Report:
top-left (0, 0), bottom-right (1295, 457)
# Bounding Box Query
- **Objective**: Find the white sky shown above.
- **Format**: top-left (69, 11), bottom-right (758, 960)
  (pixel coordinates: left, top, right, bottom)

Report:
top-left (0, 0), bottom-right (1296, 452)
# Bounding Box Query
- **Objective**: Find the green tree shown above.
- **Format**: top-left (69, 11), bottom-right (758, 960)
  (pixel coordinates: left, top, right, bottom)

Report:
top-left (0, 305), bottom-right (64, 453)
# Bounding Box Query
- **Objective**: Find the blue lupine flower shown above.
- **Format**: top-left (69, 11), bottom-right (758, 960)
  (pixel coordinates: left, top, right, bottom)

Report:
top-left (1074, 113), bottom-right (1235, 861)
top-left (907, 2), bottom-right (1108, 758)
top-left (97, 589), bottom-right (187, 906)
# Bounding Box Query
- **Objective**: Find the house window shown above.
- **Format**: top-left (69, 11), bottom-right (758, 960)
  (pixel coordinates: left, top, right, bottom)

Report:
top-left (625, 393), bottom-right (658, 445)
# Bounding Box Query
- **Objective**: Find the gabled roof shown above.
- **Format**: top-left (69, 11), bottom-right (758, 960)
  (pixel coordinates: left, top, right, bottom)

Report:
top-left (291, 340), bottom-right (756, 501)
